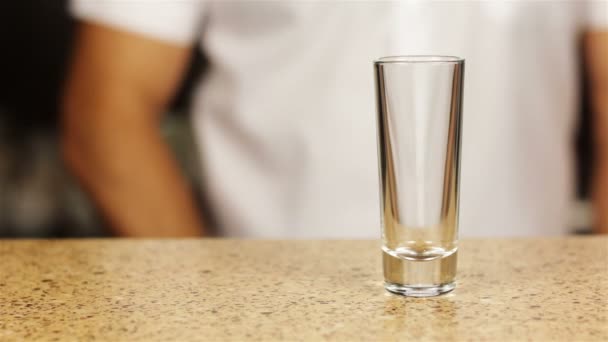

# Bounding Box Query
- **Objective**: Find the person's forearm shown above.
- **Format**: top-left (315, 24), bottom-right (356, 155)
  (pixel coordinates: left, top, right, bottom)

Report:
top-left (62, 101), bottom-right (205, 237)
top-left (585, 31), bottom-right (608, 234)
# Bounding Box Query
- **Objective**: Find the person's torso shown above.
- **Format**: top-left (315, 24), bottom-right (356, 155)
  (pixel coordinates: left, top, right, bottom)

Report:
top-left (192, 1), bottom-right (585, 237)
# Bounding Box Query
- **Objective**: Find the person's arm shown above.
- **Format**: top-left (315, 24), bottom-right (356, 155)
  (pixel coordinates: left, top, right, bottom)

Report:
top-left (585, 30), bottom-right (608, 234)
top-left (62, 23), bottom-right (205, 237)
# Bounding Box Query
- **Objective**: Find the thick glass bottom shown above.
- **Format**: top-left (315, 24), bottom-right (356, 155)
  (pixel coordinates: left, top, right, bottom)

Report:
top-left (382, 248), bottom-right (457, 297)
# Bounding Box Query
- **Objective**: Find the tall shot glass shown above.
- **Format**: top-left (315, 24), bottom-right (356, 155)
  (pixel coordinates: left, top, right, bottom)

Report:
top-left (374, 56), bottom-right (465, 297)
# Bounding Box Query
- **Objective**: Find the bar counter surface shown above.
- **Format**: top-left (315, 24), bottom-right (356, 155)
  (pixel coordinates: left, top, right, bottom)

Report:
top-left (0, 237), bottom-right (606, 341)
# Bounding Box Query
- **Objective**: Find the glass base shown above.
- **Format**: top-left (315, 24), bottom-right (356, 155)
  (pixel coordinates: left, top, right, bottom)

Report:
top-left (382, 248), bottom-right (457, 297)
top-left (384, 281), bottom-right (455, 297)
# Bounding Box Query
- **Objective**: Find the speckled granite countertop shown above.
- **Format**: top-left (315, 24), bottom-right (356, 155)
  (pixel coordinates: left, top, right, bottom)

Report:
top-left (0, 237), bottom-right (606, 341)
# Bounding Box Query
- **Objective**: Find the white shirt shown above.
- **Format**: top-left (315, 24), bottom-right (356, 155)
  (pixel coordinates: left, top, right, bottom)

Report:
top-left (71, 1), bottom-right (608, 238)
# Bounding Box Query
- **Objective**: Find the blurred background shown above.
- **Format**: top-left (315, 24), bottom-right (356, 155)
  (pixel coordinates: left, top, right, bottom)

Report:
top-left (0, 1), bottom-right (209, 237)
top-left (0, 1), bottom-right (598, 237)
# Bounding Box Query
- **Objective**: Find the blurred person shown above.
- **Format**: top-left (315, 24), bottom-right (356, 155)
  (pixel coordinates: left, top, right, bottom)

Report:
top-left (62, 1), bottom-right (608, 238)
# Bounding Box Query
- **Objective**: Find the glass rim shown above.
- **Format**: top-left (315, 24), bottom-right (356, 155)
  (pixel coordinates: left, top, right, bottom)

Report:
top-left (374, 55), bottom-right (464, 64)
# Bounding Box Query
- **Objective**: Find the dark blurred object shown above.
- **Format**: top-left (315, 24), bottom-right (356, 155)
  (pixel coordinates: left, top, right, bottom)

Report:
top-left (573, 40), bottom-right (595, 235)
top-left (0, 1), bottom-right (73, 131)
top-left (0, 1), bottom-right (79, 237)
top-left (577, 44), bottom-right (594, 200)
top-left (0, 0), bottom-right (205, 237)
